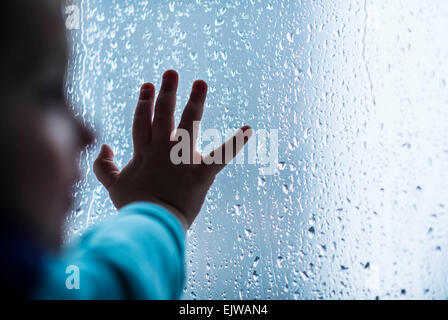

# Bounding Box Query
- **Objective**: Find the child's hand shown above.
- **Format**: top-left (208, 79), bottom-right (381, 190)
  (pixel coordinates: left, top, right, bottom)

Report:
top-left (93, 70), bottom-right (252, 229)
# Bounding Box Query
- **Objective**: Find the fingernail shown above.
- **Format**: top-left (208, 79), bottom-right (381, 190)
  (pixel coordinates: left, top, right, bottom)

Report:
top-left (140, 89), bottom-right (151, 100)
top-left (140, 83), bottom-right (154, 99)
top-left (190, 80), bottom-right (207, 101)
top-left (242, 126), bottom-right (253, 142)
top-left (161, 70), bottom-right (178, 91)
top-left (192, 80), bottom-right (207, 91)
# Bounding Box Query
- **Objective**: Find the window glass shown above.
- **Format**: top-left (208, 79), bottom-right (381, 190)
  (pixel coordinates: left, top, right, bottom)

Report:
top-left (66, 0), bottom-right (448, 299)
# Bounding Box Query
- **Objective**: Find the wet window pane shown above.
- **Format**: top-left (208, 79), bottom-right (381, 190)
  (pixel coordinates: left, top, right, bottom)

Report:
top-left (66, 0), bottom-right (448, 299)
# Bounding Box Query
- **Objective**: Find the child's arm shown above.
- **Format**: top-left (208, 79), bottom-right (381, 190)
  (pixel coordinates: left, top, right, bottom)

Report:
top-left (34, 201), bottom-right (185, 299)
top-left (34, 70), bottom-right (252, 299)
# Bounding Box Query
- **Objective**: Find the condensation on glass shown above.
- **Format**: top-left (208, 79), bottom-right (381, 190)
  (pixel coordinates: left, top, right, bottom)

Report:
top-left (65, 0), bottom-right (448, 299)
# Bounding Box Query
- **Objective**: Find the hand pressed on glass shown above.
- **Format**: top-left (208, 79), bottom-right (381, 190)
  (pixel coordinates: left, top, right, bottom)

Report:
top-left (93, 70), bottom-right (252, 229)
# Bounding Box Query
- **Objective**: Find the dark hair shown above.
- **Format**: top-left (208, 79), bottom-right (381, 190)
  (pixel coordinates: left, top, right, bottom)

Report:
top-left (0, 0), bottom-right (66, 216)
top-left (0, 0), bottom-right (66, 97)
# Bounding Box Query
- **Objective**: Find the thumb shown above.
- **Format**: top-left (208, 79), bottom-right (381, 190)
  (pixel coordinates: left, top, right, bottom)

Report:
top-left (93, 144), bottom-right (120, 190)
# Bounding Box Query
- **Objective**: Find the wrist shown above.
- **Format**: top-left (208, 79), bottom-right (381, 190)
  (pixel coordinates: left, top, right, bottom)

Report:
top-left (111, 193), bottom-right (190, 231)
top-left (148, 199), bottom-right (189, 232)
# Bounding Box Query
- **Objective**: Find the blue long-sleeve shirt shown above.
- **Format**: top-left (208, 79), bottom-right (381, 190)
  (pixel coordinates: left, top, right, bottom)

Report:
top-left (31, 202), bottom-right (186, 299)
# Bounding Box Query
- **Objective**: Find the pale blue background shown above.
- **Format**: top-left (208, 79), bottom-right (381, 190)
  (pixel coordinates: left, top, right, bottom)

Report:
top-left (66, 0), bottom-right (448, 299)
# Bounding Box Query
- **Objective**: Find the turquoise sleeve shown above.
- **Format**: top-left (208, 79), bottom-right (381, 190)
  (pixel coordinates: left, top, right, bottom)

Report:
top-left (32, 202), bottom-right (186, 300)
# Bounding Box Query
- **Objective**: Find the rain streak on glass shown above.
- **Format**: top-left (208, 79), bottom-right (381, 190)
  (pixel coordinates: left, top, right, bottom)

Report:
top-left (65, 0), bottom-right (448, 299)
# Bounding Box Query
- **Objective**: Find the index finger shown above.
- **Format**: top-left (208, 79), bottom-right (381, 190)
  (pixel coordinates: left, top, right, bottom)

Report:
top-left (132, 82), bottom-right (155, 155)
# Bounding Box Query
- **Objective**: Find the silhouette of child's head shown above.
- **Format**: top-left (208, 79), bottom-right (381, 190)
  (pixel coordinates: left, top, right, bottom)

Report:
top-left (0, 0), bottom-right (93, 250)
